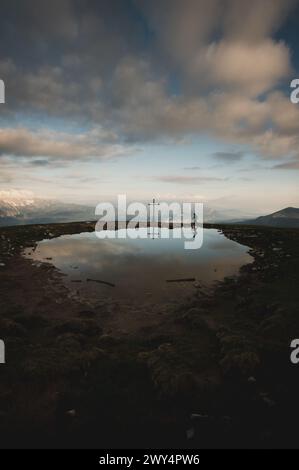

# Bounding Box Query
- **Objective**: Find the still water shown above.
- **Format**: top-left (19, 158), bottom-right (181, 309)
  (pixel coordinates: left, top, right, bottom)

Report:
top-left (25, 228), bottom-right (252, 304)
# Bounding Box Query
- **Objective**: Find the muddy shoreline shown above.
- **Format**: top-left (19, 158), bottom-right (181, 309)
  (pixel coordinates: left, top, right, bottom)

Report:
top-left (0, 221), bottom-right (299, 448)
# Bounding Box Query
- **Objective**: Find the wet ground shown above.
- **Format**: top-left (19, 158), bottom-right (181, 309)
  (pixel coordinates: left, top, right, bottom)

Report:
top-left (0, 221), bottom-right (299, 448)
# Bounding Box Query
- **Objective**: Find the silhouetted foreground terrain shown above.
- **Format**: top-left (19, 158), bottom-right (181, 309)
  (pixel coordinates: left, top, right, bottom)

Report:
top-left (0, 221), bottom-right (299, 448)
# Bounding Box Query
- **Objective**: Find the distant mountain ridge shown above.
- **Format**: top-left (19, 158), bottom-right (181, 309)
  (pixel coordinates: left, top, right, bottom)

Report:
top-left (0, 194), bottom-right (295, 229)
top-left (0, 192), bottom-right (258, 227)
top-left (0, 197), bottom-right (95, 226)
top-left (245, 207), bottom-right (299, 228)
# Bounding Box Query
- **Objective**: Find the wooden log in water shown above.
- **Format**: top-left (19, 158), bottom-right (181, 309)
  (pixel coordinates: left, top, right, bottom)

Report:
top-left (86, 278), bottom-right (115, 287)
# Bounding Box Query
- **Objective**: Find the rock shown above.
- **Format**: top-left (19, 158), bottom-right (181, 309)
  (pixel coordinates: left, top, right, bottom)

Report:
top-left (193, 281), bottom-right (202, 288)
top-left (263, 397), bottom-right (275, 407)
top-left (248, 376), bottom-right (257, 384)
top-left (260, 393), bottom-right (276, 408)
top-left (186, 427), bottom-right (195, 440)
top-left (98, 334), bottom-right (118, 347)
top-left (137, 351), bottom-right (150, 362)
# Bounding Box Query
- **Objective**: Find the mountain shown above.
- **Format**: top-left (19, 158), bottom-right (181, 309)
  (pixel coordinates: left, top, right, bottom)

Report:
top-left (245, 207), bottom-right (299, 228)
top-left (203, 207), bottom-right (256, 223)
top-left (0, 195), bottom-right (95, 226)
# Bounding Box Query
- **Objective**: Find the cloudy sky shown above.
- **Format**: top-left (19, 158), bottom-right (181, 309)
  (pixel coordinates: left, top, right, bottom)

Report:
top-left (0, 0), bottom-right (299, 213)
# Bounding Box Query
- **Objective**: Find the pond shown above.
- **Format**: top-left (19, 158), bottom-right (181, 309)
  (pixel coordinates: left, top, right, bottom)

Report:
top-left (24, 228), bottom-right (252, 304)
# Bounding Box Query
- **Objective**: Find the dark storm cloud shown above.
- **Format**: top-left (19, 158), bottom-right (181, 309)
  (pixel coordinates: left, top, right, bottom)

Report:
top-left (0, 0), bottom-right (146, 122)
top-left (0, 0), bottom-right (143, 64)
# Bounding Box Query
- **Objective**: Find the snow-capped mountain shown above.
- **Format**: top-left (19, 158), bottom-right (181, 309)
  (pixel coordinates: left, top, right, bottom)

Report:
top-left (0, 190), bottom-right (36, 217)
top-left (0, 191), bottom-right (95, 226)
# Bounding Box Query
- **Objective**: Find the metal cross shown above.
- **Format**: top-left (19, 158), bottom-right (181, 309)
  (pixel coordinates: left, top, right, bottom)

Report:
top-left (148, 198), bottom-right (160, 238)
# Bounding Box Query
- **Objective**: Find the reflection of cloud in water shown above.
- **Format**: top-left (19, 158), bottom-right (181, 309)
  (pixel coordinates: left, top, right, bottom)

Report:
top-left (26, 229), bottom-right (252, 303)
top-left (36, 236), bottom-right (138, 272)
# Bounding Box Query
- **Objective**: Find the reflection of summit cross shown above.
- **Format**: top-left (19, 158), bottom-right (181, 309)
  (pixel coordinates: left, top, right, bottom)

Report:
top-left (148, 198), bottom-right (160, 238)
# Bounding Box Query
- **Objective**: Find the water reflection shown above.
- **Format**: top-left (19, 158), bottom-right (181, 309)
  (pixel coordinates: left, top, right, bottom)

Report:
top-left (25, 228), bottom-right (252, 303)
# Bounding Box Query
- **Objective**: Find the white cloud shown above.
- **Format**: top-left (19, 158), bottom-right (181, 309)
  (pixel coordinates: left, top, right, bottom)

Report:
top-left (0, 127), bottom-right (132, 160)
top-left (191, 39), bottom-right (291, 95)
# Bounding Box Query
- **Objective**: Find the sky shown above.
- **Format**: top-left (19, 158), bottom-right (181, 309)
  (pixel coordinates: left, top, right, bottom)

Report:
top-left (0, 0), bottom-right (299, 215)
